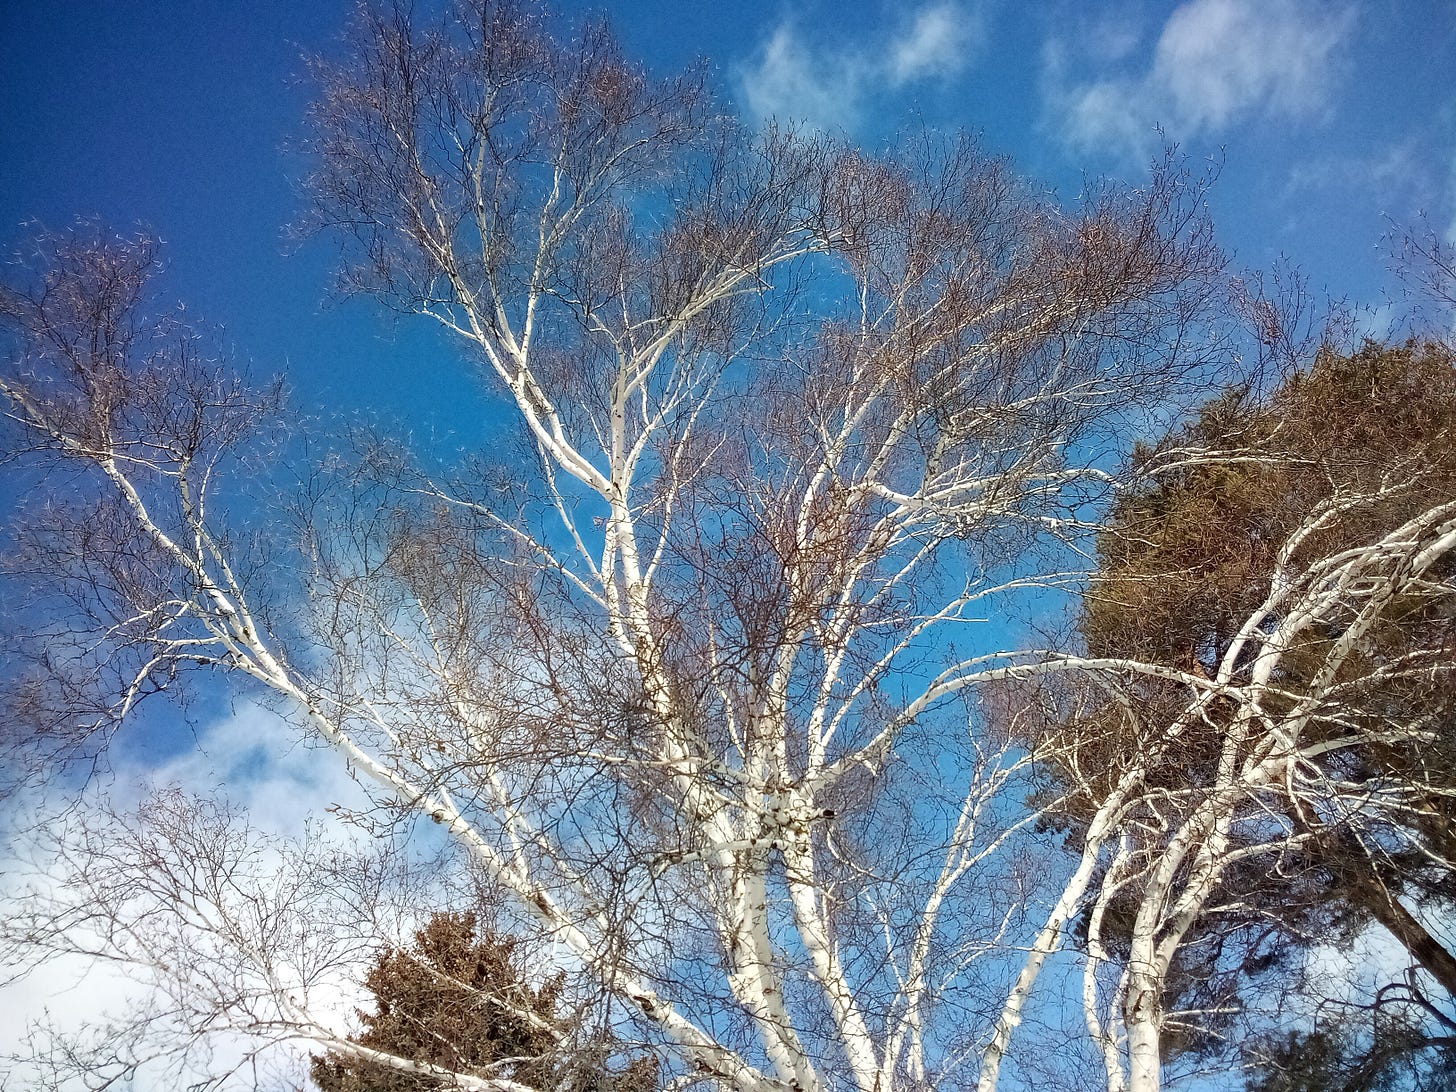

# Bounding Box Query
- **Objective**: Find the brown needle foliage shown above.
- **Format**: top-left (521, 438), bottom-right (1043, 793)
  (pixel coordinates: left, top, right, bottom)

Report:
top-left (312, 912), bottom-right (657, 1092)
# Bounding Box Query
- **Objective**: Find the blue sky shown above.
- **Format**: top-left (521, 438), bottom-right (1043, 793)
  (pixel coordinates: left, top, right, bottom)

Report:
top-left (4, 0), bottom-right (1454, 439)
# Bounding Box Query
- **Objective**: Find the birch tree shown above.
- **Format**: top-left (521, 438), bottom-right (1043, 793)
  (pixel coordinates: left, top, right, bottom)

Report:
top-left (1, 1), bottom-right (1227, 1088)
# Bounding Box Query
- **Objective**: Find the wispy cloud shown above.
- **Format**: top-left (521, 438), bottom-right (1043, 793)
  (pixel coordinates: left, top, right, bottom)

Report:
top-left (1044, 0), bottom-right (1356, 162)
top-left (737, 1), bottom-right (983, 132)
top-left (737, 23), bottom-right (864, 132)
top-left (1284, 141), bottom-right (1424, 198)
top-left (1153, 0), bottom-right (1352, 128)
top-left (888, 3), bottom-right (976, 85)
top-left (1280, 137), bottom-right (1448, 231)
top-left (138, 702), bottom-right (368, 838)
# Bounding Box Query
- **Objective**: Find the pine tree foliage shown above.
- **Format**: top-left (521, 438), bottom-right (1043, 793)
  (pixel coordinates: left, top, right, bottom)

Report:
top-left (1051, 339), bottom-right (1456, 1085)
top-left (1247, 1018), bottom-right (1456, 1092)
top-left (311, 912), bottom-right (657, 1092)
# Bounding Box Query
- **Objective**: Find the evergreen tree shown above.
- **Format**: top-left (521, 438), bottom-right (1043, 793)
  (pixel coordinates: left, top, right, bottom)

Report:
top-left (1052, 339), bottom-right (1456, 1083)
top-left (312, 913), bottom-right (657, 1092)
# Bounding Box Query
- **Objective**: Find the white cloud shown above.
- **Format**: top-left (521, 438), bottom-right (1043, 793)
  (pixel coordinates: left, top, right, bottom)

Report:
top-left (139, 702), bottom-right (369, 839)
top-left (737, 2), bottom-right (982, 132)
top-left (1153, 0), bottom-right (1351, 129)
top-left (0, 705), bottom-right (374, 1090)
top-left (1045, 0), bottom-right (1356, 161)
top-left (0, 955), bottom-right (148, 1089)
top-left (1079, 10), bottom-right (1144, 66)
top-left (888, 2), bottom-right (978, 85)
top-left (738, 23), bottom-right (868, 132)
top-left (1284, 140), bottom-right (1423, 198)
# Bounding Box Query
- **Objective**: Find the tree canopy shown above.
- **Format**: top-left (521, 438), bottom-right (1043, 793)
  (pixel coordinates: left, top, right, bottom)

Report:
top-left (1049, 338), bottom-right (1456, 1086)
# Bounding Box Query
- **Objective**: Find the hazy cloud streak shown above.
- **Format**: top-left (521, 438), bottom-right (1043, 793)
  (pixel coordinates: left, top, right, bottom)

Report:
top-left (1044, 0), bottom-right (1356, 162)
top-left (737, 1), bottom-right (981, 132)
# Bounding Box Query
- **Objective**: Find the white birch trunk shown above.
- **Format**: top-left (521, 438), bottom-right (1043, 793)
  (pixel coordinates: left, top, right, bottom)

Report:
top-left (1123, 991), bottom-right (1162, 1092)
